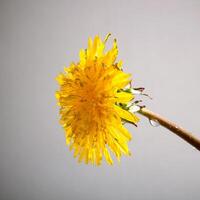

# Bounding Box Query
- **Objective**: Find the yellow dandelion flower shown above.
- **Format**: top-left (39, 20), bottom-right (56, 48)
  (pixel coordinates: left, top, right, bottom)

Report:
top-left (55, 34), bottom-right (139, 165)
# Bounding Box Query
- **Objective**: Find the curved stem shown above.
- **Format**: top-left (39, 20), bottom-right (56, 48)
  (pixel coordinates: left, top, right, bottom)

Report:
top-left (138, 107), bottom-right (200, 151)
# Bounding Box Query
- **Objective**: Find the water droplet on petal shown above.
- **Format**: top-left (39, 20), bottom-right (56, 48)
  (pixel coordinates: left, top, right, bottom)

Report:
top-left (149, 119), bottom-right (160, 127)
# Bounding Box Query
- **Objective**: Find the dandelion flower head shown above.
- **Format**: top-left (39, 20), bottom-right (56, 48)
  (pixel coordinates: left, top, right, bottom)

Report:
top-left (56, 34), bottom-right (139, 165)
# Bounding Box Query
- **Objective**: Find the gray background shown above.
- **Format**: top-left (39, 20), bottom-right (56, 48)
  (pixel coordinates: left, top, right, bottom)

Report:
top-left (1, 0), bottom-right (200, 200)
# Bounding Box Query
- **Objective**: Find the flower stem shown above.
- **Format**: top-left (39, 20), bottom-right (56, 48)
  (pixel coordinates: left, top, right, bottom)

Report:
top-left (138, 107), bottom-right (200, 151)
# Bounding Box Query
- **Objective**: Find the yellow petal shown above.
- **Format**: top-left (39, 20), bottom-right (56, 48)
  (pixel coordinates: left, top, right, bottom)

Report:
top-left (79, 49), bottom-right (86, 66)
top-left (118, 125), bottom-right (132, 141)
top-left (103, 39), bottom-right (118, 66)
top-left (55, 73), bottom-right (65, 85)
top-left (114, 105), bottom-right (140, 124)
top-left (103, 148), bottom-right (113, 165)
top-left (115, 91), bottom-right (134, 103)
top-left (55, 91), bottom-right (60, 99)
top-left (112, 72), bottom-right (131, 88)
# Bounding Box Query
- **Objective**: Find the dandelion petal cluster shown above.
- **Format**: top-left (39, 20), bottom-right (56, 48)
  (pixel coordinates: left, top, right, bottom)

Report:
top-left (56, 35), bottom-right (139, 165)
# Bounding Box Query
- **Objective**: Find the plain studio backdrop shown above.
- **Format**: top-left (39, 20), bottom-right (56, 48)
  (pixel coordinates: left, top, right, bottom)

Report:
top-left (0, 0), bottom-right (200, 200)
